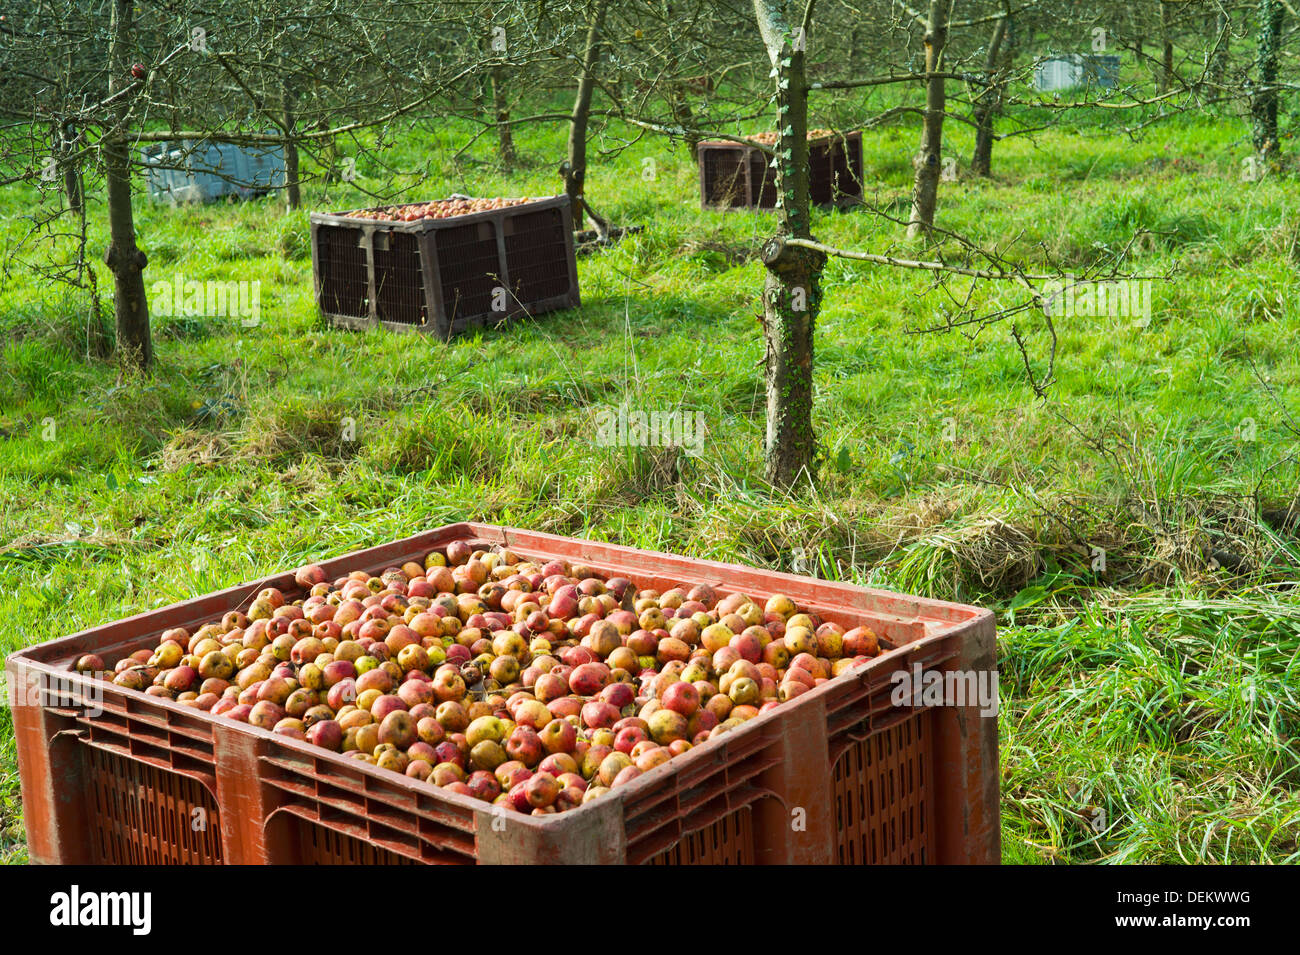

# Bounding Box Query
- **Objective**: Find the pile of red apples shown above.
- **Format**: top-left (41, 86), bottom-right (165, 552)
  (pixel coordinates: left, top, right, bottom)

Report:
top-left (344, 197), bottom-right (536, 222)
top-left (80, 544), bottom-right (880, 815)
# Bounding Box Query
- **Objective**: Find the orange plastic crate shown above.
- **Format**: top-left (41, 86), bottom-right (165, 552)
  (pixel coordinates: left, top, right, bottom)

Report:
top-left (8, 523), bottom-right (998, 864)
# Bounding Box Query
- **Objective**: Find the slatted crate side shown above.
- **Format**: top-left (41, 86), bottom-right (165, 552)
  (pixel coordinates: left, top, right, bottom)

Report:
top-left (619, 715), bottom-right (782, 858)
top-left (432, 218), bottom-right (504, 333)
top-left (502, 205), bottom-right (575, 307)
top-left (266, 810), bottom-right (424, 865)
top-left (83, 743), bottom-right (224, 865)
top-left (256, 739), bottom-right (479, 864)
top-left (313, 223), bottom-right (370, 319)
top-left (372, 230), bottom-right (428, 327)
top-left (700, 144), bottom-right (753, 208)
top-left (831, 709), bottom-right (935, 865)
top-left (643, 807), bottom-right (757, 864)
top-left (699, 134), bottom-right (862, 210)
top-left (808, 133), bottom-right (864, 205)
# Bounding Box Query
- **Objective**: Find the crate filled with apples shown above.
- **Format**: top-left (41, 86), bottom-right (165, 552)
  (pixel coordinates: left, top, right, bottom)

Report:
top-left (81, 544), bottom-right (882, 817)
top-left (310, 193), bottom-right (579, 336)
top-left (697, 129), bottom-right (863, 209)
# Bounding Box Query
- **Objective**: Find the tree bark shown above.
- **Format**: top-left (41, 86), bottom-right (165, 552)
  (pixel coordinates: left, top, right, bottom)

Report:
top-left (970, 8), bottom-right (1009, 178)
top-left (1207, 11), bottom-right (1230, 86)
top-left (1158, 0), bottom-right (1174, 92)
top-left (58, 119), bottom-right (84, 213)
top-left (491, 65), bottom-right (517, 165)
top-left (104, 0), bottom-right (151, 370)
top-left (669, 83), bottom-right (701, 163)
top-left (907, 0), bottom-right (951, 240)
top-left (282, 83), bottom-right (301, 210)
top-left (754, 0), bottom-right (824, 487)
top-left (1251, 0), bottom-right (1285, 159)
top-left (565, 1), bottom-right (607, 228)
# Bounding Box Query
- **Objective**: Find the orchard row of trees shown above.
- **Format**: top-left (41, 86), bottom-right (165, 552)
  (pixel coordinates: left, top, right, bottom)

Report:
top-left (0, 0), bottom-right (1293, 484)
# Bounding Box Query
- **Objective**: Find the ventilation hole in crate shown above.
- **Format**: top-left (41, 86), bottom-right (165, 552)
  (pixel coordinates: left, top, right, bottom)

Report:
top-left (503, 209), bottom-right (571, 306)
top-left (832, 710), bottom-right (931, 864)
top-left (702, 150), bottom-right (751, 208)
top-left (809, 142), bottom-right (834, 206)
top-left (84, 745), bottom-right (222, 864)
top-left (291, 815), bottom-right (420, 865)
top-left (374, 231), bottom-right (427, 326)
top-left (642, 807), bottom-right (755, 865)
top-left (316, 225), bottom-right (369, 318)
top-left (436, 221), bottom-right (501, 326)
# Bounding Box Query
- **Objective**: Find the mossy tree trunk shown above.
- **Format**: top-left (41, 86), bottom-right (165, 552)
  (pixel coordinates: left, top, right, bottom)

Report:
top-left (565, 0), bottom-right (607, 228)
top-left (282, 83), bottom-right (301, 211)
top-left (104, 0), bottom-right (151, 370)
top-left (491, 65), bottom-right (517, 166)
top-left (907, 0), bottom-right (951, 239)
top-left (1158, 0), bottom-right (1175, 92)
top-left (754, 0), bottom-right (825, 487)
top-left (970, 8), bottom-right (1009, 178)
top-left (1251, 0), bottom-right (1285, 160)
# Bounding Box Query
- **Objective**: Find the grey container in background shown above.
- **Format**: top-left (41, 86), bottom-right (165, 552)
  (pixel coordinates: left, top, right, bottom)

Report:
top-left (1033, 54), bottom-right (1120, 92)
top-left (141, 139), bottom-right (286, 204)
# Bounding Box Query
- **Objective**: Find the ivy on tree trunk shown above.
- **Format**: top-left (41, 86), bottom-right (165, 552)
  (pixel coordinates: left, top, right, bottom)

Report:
top-left (754, 0), bottom-right (825, 488)
top-left (1251, 0), bottom-right (1285, 160)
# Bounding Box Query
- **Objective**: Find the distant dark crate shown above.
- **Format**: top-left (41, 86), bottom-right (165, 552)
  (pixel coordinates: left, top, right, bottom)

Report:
top-left (698, 132), bottom-right (863, 210)
top-left (310, 195), bottom-right (580, 337)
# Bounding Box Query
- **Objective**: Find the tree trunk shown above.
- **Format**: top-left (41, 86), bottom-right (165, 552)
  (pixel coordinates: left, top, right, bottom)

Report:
top-left (104, 0), bottom-right (151, 370)
top-left (282, 83), bottom-right (301, 210)
top-left (565, 1), bottom-right (607, 228)
top-left (907, 0), bottom-right (951, 240)
top-left (754, 0), bottom-right (824, 487)
top-left (670, 83), bottom-right (701, 163)
top-left (58, 120), bottom-right (84, 213)
top-left (970, 9), bottom-right (1009, 178)
top-left (1158, 0), bottom-right (1174, 92)
top-left (1208, 12), bottom-right (1229, 86)
top-left (1252, 0), bottom-right (1285, 159)
top-left (491, 65), bottom-right (517, 165)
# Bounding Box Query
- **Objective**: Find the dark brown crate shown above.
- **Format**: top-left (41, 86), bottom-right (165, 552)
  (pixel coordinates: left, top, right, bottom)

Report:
top-left (699, 131), bottom-right (864, 210)
top-left (9, 522), bottom-right (998, 865)
top-left (310, 196), bottom-right (580, 337)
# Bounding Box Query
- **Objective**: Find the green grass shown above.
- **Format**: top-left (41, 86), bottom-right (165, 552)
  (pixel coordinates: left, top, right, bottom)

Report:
top-left (2, 100), bottom-right (1299, 864)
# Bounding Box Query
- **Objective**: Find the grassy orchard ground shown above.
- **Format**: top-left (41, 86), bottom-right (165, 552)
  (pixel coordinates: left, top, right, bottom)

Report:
top-left (2, 107), bottom-right (1299, 864)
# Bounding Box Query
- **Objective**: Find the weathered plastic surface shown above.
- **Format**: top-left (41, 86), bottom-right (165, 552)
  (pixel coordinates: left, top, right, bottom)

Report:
top-left (141, 140), bottom-right (286, 204)
top-left (698, 132), bottom-right (864, 210)
top-left (8, 522), bottom-right (999, 865)
top-left (309, 196), bottom-right (580, 338)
